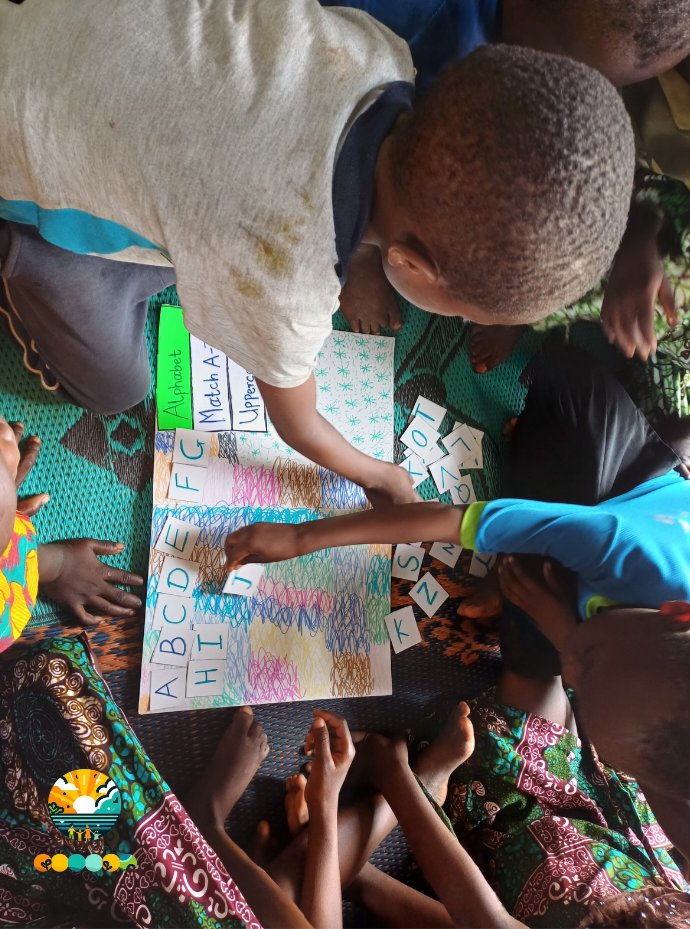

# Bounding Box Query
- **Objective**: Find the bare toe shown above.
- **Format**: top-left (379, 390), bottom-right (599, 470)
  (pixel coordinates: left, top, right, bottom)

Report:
top-left (285, 773), bottom-right (309, 835)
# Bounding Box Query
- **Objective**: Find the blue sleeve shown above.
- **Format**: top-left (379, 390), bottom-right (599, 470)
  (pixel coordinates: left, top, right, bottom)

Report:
top-left (475, 498), bottom-right (622, 576)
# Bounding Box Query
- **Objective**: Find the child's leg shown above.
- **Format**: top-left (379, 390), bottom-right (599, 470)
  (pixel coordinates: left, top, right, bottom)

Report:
top-left (497, 668), bottom-right (577, 735)
top-left (0, 221), bottom-right (175, 414)
top-left (184, 707), bottom-right (310, 929)
top-left (348, 862), bottom-right (454, 928)
top-left (505, 342), bottom-right (679, 505)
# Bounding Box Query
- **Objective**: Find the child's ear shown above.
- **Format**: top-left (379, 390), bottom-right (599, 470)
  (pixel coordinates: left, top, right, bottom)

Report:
top-left (386, 242), bottom-right (439, 284)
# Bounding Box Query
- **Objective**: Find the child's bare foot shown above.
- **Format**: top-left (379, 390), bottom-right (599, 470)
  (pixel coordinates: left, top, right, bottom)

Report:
top-left (284, 773), bottom-right (309, 836)
top-left (412, 702), bottom-right (475, 806)
top-left (339, 248), bottom-right (402, 335)
top-left (457, 566), bottom-right (502, 620)
top-left (470, 324), bottom-right (526, 374)
top-left (250, 819), bottom-right (276, 866)
top-left (186, 706), bottom-right (269, 833)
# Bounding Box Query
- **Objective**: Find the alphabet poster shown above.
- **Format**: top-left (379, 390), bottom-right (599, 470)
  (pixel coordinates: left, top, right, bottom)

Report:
top-left (140, 319), bottom-right (395, 713)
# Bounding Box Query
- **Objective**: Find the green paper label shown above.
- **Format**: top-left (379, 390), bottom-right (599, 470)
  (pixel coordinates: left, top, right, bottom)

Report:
top-left (156, 305), bottom-right (193, 430)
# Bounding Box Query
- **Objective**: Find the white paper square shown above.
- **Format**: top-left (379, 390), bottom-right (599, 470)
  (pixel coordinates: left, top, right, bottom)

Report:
top-left (411, 396), bottom-right (446, 430)
top-left (428, 456), bottom-right (462, 495)
top-left (168, 463), bottom-right (208, 503)
top-left (149, 666), bottom-right (187, 711)
top-left (223, 563), bottom-right (265, 597)
top-left (423, 443), bottom-right (447, 466)
top-left (153, 594), bottom-right (194, 630)
top-left (173, 428), bottom-right (212, 467)
top-left (469, 552), bottom-right (497, 578)
top-left (191, 624), bottom-right (229, 660)
top-left (157, 556), bottom-right (200, 597)
top-left (190, 336), bottom-right (233, 432)
top-left (449, 477), bottom-right (477, 506)
top-left (151, 628), bottom-right (195, 667)
top-left (155, 516), bottom-right (201, 560)
top-left (186, 660), bottom-right (227, 697)
top-left (398, 453), bottom-right (428, 488)
top-left (429, 541), bottom-right (462, 569)
top-left (442, 425), bottom-right (477, 460)
top-left (391, 544), bottom-right (426, 581)
top-left (409, 572), bottom-right (449, 618)
top-left (400, 417), bottom-right (441, 460)
top-left (384, 606), bottom-right (422, 653)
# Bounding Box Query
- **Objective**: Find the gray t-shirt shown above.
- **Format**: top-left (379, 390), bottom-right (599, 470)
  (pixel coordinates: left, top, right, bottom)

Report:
top-left (0, 0), bottom-right (413, 386)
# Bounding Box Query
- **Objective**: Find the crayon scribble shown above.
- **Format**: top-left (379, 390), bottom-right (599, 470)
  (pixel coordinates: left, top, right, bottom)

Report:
top-left (244, 648), bottom-right (305, 703)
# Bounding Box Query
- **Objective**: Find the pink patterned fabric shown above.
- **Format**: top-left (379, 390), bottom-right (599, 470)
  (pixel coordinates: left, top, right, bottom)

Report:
top-left (115, 793), bottom-right (262, 929)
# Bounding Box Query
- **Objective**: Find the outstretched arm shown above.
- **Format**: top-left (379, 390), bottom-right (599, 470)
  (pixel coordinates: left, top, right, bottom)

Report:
top-left (376, 755), bottom-right (523, 929)
top-left (225, 502), bottom-right (465, 568)
top-left (257, 374), bottom-right (418, 507)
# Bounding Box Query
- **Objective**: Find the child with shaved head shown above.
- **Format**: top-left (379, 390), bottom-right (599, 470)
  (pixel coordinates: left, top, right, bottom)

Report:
top-left (0, 1), bottom-right (633, 507)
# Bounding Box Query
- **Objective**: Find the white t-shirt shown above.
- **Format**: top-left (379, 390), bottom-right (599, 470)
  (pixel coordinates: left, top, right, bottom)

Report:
top-left (0, 0), bottom-right (413, 386)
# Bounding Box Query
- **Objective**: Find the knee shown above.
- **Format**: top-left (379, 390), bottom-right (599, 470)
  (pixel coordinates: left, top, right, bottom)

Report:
top-left (62, 369), bottom-right (151, 416)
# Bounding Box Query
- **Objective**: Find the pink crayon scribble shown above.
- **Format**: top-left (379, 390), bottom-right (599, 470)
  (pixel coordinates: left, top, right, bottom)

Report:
top-left (231, 465), bottom-right (281, 507)
top-left (258, 577), bottom-right (334, 615)
top-left (245, 648), bottom-right (305, 703)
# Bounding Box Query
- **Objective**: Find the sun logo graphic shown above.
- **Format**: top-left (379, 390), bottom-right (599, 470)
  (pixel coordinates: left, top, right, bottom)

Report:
top-left (47, 769), bottom-right (122, 841)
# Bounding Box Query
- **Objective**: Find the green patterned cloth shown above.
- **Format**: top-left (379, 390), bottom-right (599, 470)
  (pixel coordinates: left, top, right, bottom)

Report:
top-left (0, 635), bottom-right (258, 928)
top-left (442, 691), bottom-right (688, 928)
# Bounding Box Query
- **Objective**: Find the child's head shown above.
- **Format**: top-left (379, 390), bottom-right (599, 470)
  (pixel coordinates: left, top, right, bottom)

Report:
top-left (371, 45), bottom-right (634, 326)
top-left (0, 418), bottom-right (19, 552)
top-left (507, 0), bottom-right (690, 86)
top-left (562, 602), bottom-right (690, 800)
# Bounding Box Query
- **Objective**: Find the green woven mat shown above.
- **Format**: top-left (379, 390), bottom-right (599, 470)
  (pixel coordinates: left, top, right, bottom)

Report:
top-left (0, 287), bottom-right (547, 627)
top-left (0, 295), bottom-right (166, 627)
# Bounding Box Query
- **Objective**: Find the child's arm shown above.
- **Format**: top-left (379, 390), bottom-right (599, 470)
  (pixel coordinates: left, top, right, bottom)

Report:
top-left (301, 711), bottom-right (355, 929)
top-left (225, 501), bottom-right (465, 569)
top-left (363, 736), bottom-right (524, 929)
top-left (498, 556), bottom-right (579, 652)
top-left (38, 540), bottom-right (143, 625)
top-left (257, 375), bottom-right (418, 506)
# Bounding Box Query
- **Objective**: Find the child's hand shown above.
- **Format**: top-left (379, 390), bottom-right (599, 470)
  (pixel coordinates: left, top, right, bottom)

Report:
top-left (353, 732), bottom-right (409, 793)
top-left (10, 423), bottom-right (50, 518)
top-left (600, 202), bottom-right (675, 360)
top-left (225, 523), bottom-right (302, 570)
top-left (303, 710), bottom-right (355, 816)
top-left (38, 540), bottom-right (143, 625)
top-left (498, 556), bottom-right (578, 647)
top-left (365, 462), bottom-right (420, 508)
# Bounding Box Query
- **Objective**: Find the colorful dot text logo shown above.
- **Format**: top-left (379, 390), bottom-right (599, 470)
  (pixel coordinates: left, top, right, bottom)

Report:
top-left (33, 768), bottom-right (137, 874)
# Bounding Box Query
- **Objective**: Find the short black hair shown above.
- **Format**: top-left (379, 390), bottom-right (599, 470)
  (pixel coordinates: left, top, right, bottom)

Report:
top-left (531, 0), bottom-right (690, 68)
top-left (389, 45), bottom-right (635, 323)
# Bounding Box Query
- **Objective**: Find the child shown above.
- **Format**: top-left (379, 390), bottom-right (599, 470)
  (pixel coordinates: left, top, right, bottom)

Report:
top-left (225, 346), bottom-right (689, 622)
top-left (186, 705), bottom-right (355, 929)
top-left (0, 0), bottom-right (634, 506)
top-left (331, 0), bottom-right (690, 352)
top-left (323, 0), bottom-right (690, 95)
top-left (0, 416), bottom-right (143, 644)
top-left (267, 676), bottom-right (690, 928)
